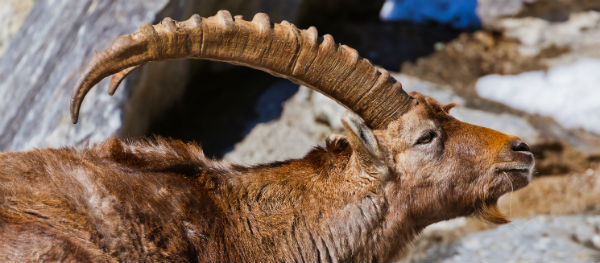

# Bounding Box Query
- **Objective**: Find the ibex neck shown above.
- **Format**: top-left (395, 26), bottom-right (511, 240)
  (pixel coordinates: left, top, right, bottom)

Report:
top-left (214, 146), bottom-right (419, 262)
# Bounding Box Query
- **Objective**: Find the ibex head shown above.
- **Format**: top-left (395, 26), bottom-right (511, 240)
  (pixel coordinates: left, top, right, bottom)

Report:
top-left (71, 11), bottom-right (534, 225)
top-left (347, 93), bottom-right (534, 226)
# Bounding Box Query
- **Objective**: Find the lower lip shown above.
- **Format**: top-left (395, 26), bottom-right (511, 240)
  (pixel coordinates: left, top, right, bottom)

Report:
top-left (504, 169), bottom-right (529, 173)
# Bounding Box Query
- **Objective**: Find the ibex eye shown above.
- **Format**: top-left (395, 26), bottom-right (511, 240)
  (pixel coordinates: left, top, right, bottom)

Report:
top-left (416, 130), bottom-right (436, 145)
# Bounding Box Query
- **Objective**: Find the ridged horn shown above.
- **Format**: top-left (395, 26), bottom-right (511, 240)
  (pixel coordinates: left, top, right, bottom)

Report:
top-left (71, 10), bottom-right (412, 129)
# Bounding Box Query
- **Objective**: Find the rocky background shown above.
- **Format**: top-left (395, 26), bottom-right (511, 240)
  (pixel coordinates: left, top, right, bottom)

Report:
top-left (1, 0), bottom-right (599, 262)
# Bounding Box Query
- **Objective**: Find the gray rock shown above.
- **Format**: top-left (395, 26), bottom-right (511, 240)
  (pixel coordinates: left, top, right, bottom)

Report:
top-left (0, 0), bottom-right (172, 151)
top-left (413, 215), bottom-right (600, 263)
top-left (224, 86), bottom-right (337, 165)
top-left (0, 0), bottom-right (304, 152)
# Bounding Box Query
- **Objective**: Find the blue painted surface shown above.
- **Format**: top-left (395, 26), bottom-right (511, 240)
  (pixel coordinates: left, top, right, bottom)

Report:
top-left (380, 0), bottom-right (481, 28)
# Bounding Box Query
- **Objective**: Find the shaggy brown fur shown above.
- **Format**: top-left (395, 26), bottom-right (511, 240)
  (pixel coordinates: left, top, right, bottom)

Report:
top-left (0, 94), bottom-right (534, 262)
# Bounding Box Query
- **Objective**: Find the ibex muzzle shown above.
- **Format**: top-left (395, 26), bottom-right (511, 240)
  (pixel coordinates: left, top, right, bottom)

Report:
top-left (0, 10), bottom-right (534, 262)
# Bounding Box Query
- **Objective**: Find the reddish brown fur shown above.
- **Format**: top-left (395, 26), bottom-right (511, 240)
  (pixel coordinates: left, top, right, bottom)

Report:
top-left (0, 94), bottom-right (534, 262)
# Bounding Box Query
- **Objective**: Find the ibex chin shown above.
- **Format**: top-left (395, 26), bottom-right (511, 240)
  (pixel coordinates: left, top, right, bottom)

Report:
top-left (0, 10), bottom-right (534, 262)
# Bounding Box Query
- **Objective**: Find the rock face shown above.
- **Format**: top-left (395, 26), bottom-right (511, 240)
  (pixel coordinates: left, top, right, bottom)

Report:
top-left (0, 0), bottom-right (170, 151)
top-left (0, 0), bottom-right (303, 152)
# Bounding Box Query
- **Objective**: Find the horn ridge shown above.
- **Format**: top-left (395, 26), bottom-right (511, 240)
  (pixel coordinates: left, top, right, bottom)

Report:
top-left (291, 26), bottom-right (319, 78)
top-left (71, 10), bottom-right (412, 128)
top-left (279, 21), bottom-right (302, 73)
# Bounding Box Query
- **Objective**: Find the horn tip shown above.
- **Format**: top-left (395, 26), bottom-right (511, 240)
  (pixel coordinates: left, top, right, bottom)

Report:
top-left (108, 86), bottom-right (117, 96)
top-left (70, 102), bottom-right (80, 124)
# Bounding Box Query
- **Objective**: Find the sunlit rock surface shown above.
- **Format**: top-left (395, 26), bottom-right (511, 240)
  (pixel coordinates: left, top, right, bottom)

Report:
top-left (224, 86), bottom-right (341, 165)
top-left (0, 0), bottom-right (34, 56)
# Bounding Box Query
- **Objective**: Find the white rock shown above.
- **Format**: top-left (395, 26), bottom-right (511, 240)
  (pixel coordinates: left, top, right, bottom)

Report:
top-left (476, 58), bottom-right (600, 135)
top-left (494, 11), bottom-right (600, 57)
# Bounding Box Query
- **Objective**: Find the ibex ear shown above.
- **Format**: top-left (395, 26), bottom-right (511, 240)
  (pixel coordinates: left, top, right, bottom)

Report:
top-left (341, 112), bottom-right (388, 178)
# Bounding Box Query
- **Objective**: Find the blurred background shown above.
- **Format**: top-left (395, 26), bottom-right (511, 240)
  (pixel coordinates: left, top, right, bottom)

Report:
top-left (1, 0), bottom-right (599, 261)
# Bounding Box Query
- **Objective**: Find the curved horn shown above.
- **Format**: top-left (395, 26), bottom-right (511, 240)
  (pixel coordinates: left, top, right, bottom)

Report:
top-left (71, 10), bottom-right (412, 129)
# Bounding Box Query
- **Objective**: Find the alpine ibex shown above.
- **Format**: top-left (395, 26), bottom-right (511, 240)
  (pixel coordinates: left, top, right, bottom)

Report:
top-left (0, 10), bottom-right (534, 262)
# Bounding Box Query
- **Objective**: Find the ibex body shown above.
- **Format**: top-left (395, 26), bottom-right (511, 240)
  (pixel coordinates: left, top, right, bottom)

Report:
top-left (0, 11), bottom-right (534, 262)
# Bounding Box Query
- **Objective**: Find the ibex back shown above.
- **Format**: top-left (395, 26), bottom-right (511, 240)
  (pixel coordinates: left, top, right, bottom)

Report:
top-left (0, 10), bottom-right (534, 262)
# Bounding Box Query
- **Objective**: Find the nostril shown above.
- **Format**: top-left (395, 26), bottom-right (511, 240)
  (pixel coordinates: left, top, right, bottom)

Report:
top-left (512, 141), bottom-right (530, 152)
